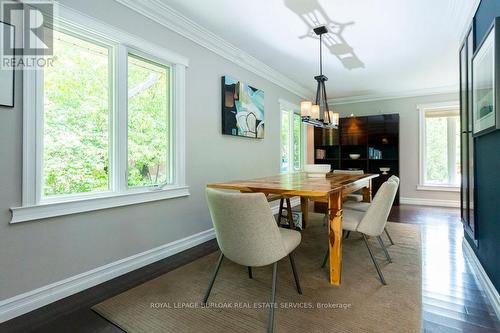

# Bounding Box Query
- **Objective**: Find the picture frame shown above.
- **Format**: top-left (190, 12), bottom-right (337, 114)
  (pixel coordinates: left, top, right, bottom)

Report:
top-left (472, 17), bottom-right (500, 136)
top-left (0, 21), bottom-right (15, 108)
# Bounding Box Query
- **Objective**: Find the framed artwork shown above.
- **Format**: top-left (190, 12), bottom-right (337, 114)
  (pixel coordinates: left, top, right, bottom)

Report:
top-left (0, 21), bottom-right (15, 107)
top-left (221, 76), bottom-right (264, 139)
top-left (472, 17), bottom-right (500, 136)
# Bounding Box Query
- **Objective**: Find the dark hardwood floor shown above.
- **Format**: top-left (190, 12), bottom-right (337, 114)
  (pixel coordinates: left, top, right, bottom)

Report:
top-left (390, 205), bottom-right (500, 333)
top-left (1, 205), bottom-right (498, 333)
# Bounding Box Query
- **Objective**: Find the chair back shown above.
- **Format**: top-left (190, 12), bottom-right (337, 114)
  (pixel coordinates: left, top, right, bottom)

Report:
top-left (206, 188), bottom-right (287, 267)
top-left (389, 175), bottom-right (400, 185)
top-left (356, 180), bottom-right (398, 236)
top-left (333, 169), bottom-right (364, 175)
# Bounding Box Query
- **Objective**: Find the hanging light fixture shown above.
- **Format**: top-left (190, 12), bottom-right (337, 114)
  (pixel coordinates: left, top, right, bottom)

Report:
top-left (301, 26), bottom-right (339, 129)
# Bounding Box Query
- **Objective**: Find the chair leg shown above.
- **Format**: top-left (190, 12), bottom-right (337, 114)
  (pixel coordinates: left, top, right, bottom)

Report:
top-left (268, 262), bottom-right (278, 333)
top-left (377, 236), bottom-right (392, 263)
top-left (289, 252), bottom-right (302, 294)
top-left (385, 227), bottom-right (395, 245)
top-left (248, 266), bottom-right (253, 279)
top-left (321, 248), bottom-right (329, 268)
top-left (362, 235), bottom-right (387, 285)
top-left (344, 231), bottom-right (351, 239)
top-left (202, 253), bottom-right (224, 304)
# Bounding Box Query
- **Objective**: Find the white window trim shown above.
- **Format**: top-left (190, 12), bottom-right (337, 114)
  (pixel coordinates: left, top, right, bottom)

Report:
top-left (417, 101), bottom-right (460, 192)
top-left (11, 4), bottom-right (189, 223)
top-left (279, 99), bottom-right (305, 173)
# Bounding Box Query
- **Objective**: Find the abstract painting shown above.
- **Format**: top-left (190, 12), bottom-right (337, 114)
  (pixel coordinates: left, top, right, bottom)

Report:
top-left (221, 76), bottom-right (264, 139)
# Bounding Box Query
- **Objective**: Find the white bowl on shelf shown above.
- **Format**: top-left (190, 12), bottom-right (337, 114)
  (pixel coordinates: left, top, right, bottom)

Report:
top-left (349, 154), bottom-right (361, 160)
top-left (379, 167), bottom-right (390, 175)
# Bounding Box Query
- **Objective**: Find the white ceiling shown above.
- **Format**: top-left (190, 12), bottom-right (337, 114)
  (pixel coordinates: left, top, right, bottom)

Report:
top-left (160, 0), bottom-right (476, 100)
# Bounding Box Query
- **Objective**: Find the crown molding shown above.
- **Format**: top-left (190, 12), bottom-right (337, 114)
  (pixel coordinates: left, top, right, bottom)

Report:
top-left (328, 85), bottom-right (458, 106)
top-left (114, 0), bottom-right (312, 99)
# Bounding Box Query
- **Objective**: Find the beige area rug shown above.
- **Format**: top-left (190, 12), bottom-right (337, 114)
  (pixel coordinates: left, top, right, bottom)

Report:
top-left (93, 216), bottom-right (421, 333)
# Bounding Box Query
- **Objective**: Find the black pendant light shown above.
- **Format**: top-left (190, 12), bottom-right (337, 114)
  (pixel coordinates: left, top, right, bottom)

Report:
top-left (301, 25), bottom-right (339, 129)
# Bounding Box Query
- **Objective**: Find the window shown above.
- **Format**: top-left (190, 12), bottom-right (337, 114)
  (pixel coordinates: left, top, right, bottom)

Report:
top-left (418, 103), bottom-right (461, 190)
top-left (280, 101), bottom-right (303, 173)
top-left (127, 54), bottom-right (171, 187)
top-left (12, 8), bottom-right (189, 223)
top-left (43, 31), bottom-right (111, 197)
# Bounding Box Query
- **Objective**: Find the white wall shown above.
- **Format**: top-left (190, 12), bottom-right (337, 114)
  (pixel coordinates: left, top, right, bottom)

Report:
top-left (0, 0), bottom-right (301, 302)
top-left (330, 93), bottom-right (460, 204)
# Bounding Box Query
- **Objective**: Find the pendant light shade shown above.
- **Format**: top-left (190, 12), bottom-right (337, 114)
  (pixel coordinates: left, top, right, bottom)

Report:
top-left (311, 104), bottom-right (320, 120)
top-left (300, 101), bottom-right (312, 117)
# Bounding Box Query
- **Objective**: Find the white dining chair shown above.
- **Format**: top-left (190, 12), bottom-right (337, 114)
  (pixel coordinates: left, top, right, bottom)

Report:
top-left (322, 179), bottom-right (399, 285)
top-left (204, 188), bottom-right (303, 333)
top-left (343, 175), bottom-right (400, 245)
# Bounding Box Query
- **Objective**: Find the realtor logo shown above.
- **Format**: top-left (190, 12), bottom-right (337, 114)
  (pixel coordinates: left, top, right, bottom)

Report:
top-left (1, 1), bottom-right (53, 56)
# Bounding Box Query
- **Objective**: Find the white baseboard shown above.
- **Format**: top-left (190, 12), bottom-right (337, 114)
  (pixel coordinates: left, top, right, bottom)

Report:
top-left (400, 197), bottom-right (460, 208)
top-left (0, 228), bottom-right (216, 323)
top-left (462, 239), bottom-right (500, 320)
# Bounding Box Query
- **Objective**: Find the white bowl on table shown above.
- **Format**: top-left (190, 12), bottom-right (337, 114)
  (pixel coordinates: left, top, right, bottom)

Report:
top-left (304, 164), bottom-right (331, 177)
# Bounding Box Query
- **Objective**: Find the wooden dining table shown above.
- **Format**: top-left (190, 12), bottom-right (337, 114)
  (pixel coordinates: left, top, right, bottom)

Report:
top-left (207, 172), bottom-right (379, 286)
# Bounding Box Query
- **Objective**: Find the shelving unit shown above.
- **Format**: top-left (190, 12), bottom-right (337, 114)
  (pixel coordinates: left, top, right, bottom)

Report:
top-left (314, 113), bottom-right (400, 205)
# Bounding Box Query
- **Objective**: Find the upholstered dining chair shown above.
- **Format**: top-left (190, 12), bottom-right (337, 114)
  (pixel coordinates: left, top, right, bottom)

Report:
top-left (204, 188), bottom-right (303, 333)
top-left (343, 175), bottom-right (400, 245)
top-left (322, 178), bottom-right (399, 285)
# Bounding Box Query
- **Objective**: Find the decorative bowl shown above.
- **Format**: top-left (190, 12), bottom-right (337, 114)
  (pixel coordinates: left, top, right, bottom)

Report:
top-left (379, 167), bottom-right (390, 175)
top-left (349, 154), bottom-right (361, 160)
top-left (304, 164), bottom-right (331, 174)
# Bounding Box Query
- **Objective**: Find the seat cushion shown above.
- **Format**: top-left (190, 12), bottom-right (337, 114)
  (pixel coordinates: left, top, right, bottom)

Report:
top-left (279, 228), bottom-right (301, 254)
top-left (343, 201), bottom-right (370, 212)
top-left (342, 209), bottom-right (365, 232)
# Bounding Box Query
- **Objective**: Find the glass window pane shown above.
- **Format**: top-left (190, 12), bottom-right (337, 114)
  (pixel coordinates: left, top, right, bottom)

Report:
top-left (280, 111), bottom-right (290, 173)
top-left (425, 116), bottom-right (449, 184)
top-left (43, 31), bottom-right (110, 196)
top-left (293, 113), bottom-right (302, 171)
top-left (127, 54), bottom-right (170, 187)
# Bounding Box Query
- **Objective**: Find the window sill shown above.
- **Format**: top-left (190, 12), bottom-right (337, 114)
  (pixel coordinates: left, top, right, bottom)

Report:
top-left (10, 185), bottom-right (190, 224)
top-left (416, 185), bottom-right (460, 192)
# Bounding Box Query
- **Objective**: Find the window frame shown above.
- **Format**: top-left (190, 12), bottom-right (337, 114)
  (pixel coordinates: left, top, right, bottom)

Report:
top-left (279, 99), bottom-right (305, 174)
top-left (11, 5), bottom-right (189, 223)
top-left (417, 101), bottom-right (461, 192)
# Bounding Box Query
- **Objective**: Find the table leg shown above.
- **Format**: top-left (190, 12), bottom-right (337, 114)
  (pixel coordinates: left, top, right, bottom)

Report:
top-left (362, 179), bottom-right (372, 203)
top-left (286, 198), bottom-right (295, 230)
top-left (328, 191), bottom-right (343, 286)
top-left (300, 197), bottom-right (309, 229)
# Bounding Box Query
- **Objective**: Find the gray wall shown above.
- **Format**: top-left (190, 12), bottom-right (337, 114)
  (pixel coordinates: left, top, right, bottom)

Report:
top-left (0, 0), bottom-right (301, 300)
top-left (331, 93), bottom-right (460, 203)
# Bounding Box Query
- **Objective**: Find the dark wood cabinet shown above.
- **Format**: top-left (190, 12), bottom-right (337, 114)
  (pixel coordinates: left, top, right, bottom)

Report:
top-left (459, 26), bottom-right (477, 241)
top-left (314, 113), bottom-right (400, 205)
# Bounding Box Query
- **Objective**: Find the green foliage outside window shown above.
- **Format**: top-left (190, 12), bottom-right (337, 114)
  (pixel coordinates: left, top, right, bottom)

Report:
top-left (43, 32), bottom-right (110, 196)
top-left (43, 31), bottom-right (171, 196)
top-left (127, 55), bottom-right (170, 187)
